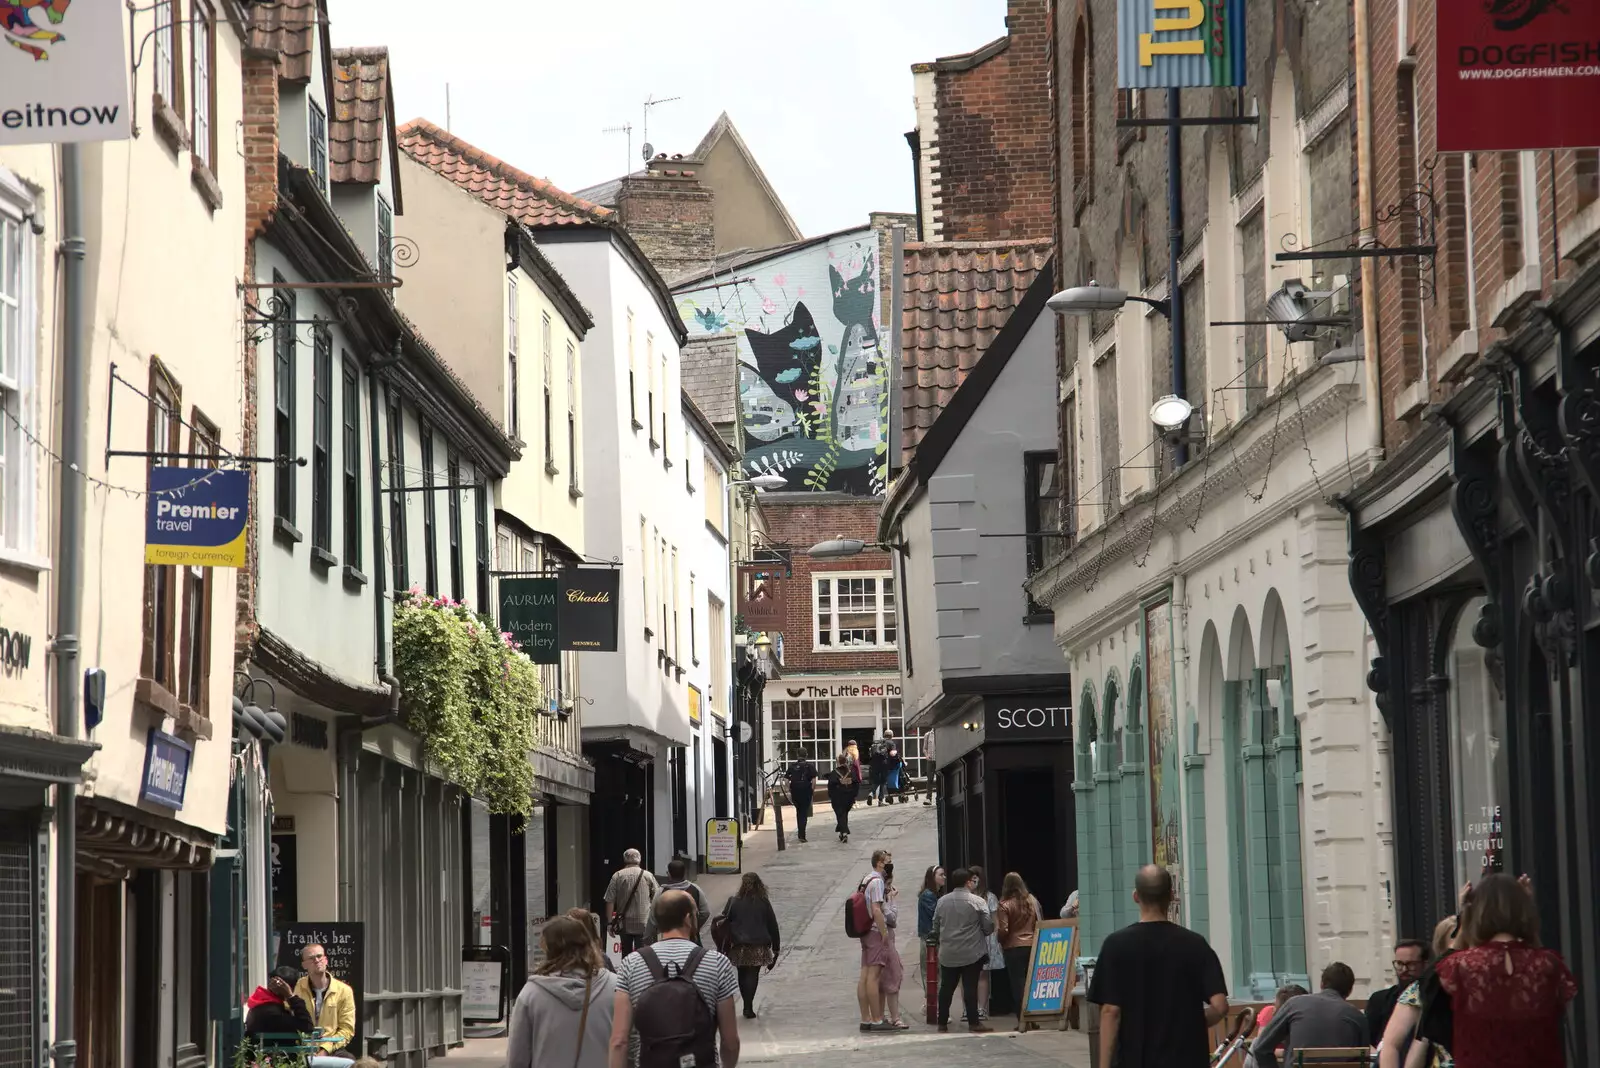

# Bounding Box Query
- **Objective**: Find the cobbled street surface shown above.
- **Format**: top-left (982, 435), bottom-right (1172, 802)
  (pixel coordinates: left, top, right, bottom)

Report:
top-left (445, 799), bottom-right (1090, 1067)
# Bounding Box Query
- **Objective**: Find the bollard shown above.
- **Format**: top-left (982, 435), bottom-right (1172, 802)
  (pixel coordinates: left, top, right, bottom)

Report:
top-left (924, 941), bottom-right (939, 1024)
top-left (1085, 1000), bottom-right (1102, 1068)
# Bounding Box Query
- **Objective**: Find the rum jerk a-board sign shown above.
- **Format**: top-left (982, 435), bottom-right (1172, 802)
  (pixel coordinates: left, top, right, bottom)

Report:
top-left (1021, 919), bottom-right (1080, 1023)
top-left (557, 567), bottom-right (620, 651)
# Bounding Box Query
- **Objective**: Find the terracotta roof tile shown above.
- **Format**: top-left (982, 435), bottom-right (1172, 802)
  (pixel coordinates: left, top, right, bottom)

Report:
top-left (329, 47), bottom-right (391, 186)
top-left (248, 0), bottom-right (321, 82)
top-left (397, 119), bottom-right (614, 229)
top-left (900, 239), bottom-right (1052, 466)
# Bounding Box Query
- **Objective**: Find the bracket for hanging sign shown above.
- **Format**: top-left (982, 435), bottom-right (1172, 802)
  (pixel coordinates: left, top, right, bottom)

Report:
top-left (381, 482), bottom-right (487, 494)
top-left (104, 363), bottom-right (305, 469)
top-left (1115, 116), bottom-right (1259, 128)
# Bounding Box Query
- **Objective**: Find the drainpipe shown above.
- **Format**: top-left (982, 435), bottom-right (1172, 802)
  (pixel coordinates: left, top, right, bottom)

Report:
top-left (51, 140), bottom-right (87, 1068)
top-left (1354, 0), bottom-right (1382, 455)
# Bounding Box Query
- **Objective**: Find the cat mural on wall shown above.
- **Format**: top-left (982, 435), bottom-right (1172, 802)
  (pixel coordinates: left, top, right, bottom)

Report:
top-left (678, 232), bottom-right (889, 495)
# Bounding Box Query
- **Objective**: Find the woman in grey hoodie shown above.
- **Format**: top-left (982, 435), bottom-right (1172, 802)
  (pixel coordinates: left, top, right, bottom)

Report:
top-left (508, 916), bottom-right (619, 1068)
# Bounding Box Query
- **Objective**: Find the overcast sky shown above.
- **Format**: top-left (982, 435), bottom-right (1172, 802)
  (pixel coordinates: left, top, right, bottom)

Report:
top-left (328, 0), bottom-right (1007, 236)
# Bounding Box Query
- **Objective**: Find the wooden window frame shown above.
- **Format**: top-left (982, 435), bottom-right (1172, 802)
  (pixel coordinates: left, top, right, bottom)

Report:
top-left (341, 355), bottom-right (362, 570)
top-left (506, 275), bottom-right (520, 440)
top-left (377, 195), bottom-right (394, 282)
top-left (189, 0), bottom-right (216, 173)
top-left (307, 97), bottom-right (329, 193)
top-left (420, 418), bottom-right (438, 596)
top-left (151, 0), bottom-right (187, 151)
top-left (447, 449), bottom-right (463, 601)
top-left (142, 361), bottom-right (182, 692)
top-left (179, 410), bottom-right (219, 718)
top-left (474, 480), bottom-right (490, 609)
top-left (813, 572), bottom-right (898, 652)
top-left (386, 388), bottom-right (408, 593)
top-left (272, 273), bottom-right (297, 529)
top-left (311, 326), bottom-right (333, 555)
top-left (1023, 450), bottom-right (1060, 618)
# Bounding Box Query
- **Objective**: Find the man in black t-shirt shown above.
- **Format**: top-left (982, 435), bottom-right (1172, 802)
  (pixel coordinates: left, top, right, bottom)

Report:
top-left (1087, 865), bottom-right (1228, 1068)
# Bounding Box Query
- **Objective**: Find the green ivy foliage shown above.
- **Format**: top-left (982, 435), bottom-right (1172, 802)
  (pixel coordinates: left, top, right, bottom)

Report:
top-left (392, 590), bottom-right (541, 815)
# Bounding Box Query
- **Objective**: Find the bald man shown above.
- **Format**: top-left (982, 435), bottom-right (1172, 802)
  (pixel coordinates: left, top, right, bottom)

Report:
top-left (1087, 865), bottom-right (1228, 1068)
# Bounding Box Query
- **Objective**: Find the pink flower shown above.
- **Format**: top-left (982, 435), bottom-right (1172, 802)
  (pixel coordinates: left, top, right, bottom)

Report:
top-left (797, 287), bottom-right (805, 298)
top-left (761, 298), bottom-right (777, 315)
top-left (794, 390), bottom-right (809, 401)
top-left (772, 273), bottom-right (787, 288)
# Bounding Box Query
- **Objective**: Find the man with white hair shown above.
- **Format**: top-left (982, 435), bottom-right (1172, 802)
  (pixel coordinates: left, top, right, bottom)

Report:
top-left (603, 848), bottom-right (658, 958)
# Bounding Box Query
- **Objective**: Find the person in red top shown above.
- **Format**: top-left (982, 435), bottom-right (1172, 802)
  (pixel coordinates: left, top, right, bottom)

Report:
top-left (1437, 873), bottom-right (1577, 1068)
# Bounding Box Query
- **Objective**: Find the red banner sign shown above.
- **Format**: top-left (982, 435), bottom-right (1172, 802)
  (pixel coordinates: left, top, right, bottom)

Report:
top-left (738, 566), bottom-right (787, 632)
top-left (1437, 0), bottom-right (1600, 152)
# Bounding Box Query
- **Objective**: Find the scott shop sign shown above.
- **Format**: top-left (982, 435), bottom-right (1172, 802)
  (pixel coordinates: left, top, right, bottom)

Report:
top-left (983, 695), bottom-right (1072, 742)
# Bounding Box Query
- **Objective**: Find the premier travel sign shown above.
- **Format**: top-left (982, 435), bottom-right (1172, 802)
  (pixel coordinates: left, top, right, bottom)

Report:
top-left (1, 2), bottom-right (131, 145)
top-left (1437, 0), bottom-right (1600, 151)
top-left (1118, 0), bottom-right (1247, 88)
top-left (145, 468), bottom-right (248, 568)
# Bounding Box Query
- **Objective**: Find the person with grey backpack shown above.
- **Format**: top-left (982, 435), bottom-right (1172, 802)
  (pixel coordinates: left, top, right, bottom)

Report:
top-left (610, 890), bottom-right (741, 1068)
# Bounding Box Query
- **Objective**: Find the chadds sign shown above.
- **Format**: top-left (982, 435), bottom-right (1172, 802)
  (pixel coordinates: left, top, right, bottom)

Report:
top-left (145, 468), bottom-right (248, 568)
top-left (1118, 0), bottom-right (1247, 88)
top-left (1, 1), bottom-right (130, 145)
top-left (1437, 0), bottom-right (1600, 151)
top-left (499, 577), bottom-right (559, 664)
top-left (557, 567), bottom-right (620, 652)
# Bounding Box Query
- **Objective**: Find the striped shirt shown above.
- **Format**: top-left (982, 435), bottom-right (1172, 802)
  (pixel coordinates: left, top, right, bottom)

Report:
top-left (618, 938), bottom-right (738, 1015)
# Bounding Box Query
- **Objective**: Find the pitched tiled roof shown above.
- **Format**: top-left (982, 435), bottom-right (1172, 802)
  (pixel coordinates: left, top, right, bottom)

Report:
top-left (901, 240), bottom-right (1053, 465)
top-left (681, 336), bottom-right (740, 430)
top-left (247, 0), bottom-right (322, 82)
top-left (397, 119), bottom-right (614, 229)
top-left (329, 47), bottom-right (391, 186)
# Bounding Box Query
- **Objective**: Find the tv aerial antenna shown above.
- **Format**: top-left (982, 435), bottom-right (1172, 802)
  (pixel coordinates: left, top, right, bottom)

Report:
top-left (640, 93), bottom-right (682, 164)
top-left (602, 122), bottom-right (634, 172)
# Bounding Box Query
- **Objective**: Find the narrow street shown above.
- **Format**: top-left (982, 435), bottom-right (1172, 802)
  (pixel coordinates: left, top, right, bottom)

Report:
top-left (448, 800), bottom-right (1090, 1066)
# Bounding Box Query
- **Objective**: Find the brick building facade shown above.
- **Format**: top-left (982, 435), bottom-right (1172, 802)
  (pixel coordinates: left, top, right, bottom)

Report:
top-left (910, 0), bottom-right (1055, 243)
top-left (1343, 1), bottom-right (1600, 1054)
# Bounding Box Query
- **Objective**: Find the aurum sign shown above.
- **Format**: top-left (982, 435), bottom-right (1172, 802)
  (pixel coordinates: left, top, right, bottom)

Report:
top-left (1437, 0), bottom-right (1600, 151)
top-left (1118, 0), bottom-right (1247, 89)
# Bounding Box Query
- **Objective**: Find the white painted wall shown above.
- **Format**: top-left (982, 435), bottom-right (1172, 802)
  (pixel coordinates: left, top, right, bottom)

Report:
top-left (685, 411), bottom-right (731, 859)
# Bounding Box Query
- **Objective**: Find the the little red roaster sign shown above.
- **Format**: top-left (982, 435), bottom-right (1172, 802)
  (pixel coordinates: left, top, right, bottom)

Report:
top-left (1437, 0), bottom-right (1600, 151)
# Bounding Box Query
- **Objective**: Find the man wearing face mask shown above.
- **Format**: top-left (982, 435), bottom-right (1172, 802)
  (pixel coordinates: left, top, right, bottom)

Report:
top-left (856, 850), bottom-right (896, 1032)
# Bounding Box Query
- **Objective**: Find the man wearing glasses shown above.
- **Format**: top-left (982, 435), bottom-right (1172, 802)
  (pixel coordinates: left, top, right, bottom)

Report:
top-left (1366, 939), bottom-right (1429, 1060)
top-left (293, 942), bottom-right (358, 1065)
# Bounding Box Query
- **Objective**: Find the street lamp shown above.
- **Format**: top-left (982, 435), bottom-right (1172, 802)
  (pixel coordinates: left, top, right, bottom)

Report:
top-left (1047, 283), bottom-right (1170, 318)
top-left (1150, 395), bottom-right (1194, 432)
top-left (733, 473), bottom-right (787, 491)
top-left (806, 536), bottom-right (907, 559)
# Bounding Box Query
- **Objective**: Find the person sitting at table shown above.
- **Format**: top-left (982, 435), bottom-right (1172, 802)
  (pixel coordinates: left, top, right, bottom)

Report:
top-left (245, 966), bottom-right (315, 1050)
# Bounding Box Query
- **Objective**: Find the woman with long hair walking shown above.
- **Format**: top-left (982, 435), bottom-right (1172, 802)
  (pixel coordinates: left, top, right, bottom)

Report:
top-left (968, 866), bottom-right (1001, 1021)
top-left (827, 753), bottom-right (860, 843)
top-left (995, 872), bottom-right (1041, 1030)
top-left (721, 872), bottom-right (782, 1018)
top-left (507, 916), bottom-right (618, 1068)
top-left (1435, 873), bottom-right (1577, 1068)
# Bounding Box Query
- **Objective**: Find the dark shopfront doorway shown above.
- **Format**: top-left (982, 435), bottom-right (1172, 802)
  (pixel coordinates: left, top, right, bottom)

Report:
top-left (841, 726), bottom-right (876, 764)
top-left (995, 765), bottom-right (1063, 917)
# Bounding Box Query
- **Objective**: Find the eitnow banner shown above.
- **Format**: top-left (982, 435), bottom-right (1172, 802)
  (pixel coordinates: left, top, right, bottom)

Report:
top-left (2, 1), bottom-right (131, 145)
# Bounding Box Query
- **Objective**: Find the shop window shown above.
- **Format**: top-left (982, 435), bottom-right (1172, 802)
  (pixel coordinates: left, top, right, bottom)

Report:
top-left (814, 573), bottom-right (897, 651)
top-left (1447, 596), bottom-right (1510, 886)
top-left (0, 819), bottom-right (39, 1068)
top-left (772, 699), bottom-right (833, 767)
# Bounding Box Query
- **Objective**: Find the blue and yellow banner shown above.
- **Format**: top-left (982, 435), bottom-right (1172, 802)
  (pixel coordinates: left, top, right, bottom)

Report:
top-left (144, 467), bottom-right (248, 568)
top-left (1022, 920), bottom-right (1080, 1019)
top-left (1119, 0), bottom-right (1247, 88)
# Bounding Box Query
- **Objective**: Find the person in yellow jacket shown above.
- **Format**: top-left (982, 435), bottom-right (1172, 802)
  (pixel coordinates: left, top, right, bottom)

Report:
top-left (292, 943), bottom-right (357, 1062)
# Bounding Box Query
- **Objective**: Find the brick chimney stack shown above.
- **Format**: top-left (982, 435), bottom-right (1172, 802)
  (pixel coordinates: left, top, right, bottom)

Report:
top-left (614, 155), bottom-right (716, 282)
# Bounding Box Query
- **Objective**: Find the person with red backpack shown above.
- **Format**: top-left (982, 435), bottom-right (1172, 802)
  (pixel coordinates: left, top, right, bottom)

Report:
top-left (850, 849), bottom-right (898, 1033)
top-left (609, 890), bottom-right (740, 1068)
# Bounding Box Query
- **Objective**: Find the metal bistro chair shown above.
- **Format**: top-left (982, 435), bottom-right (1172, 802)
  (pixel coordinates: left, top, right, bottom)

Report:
top-left (1291, 1048), bottom-right (1373, 1068)
top-left (247, 1028), bottom-right (335, 1068)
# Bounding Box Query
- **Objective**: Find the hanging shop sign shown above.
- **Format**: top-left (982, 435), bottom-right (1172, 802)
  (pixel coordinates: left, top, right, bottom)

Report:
top-left (139, 728), bottom-right (192, 810)
top-left (738, 566), bottom-right (787, 631)
top-left (1021, 920), bottom-right (1081, 1021)
top-left (689, 685), bottom-right (702, 726)
top-left (1436, 0), bottom-right (1600, 151)
top-left (983, 695), bottom-right (1072, 742)
top-left (0, 1), bottom-right (130, 146)
top-left (1118, 0), bottom-right (1247, 88)
top-left (557, 567), bottom-right (620, 651)
top-left (704, 817), bottom-right (742, 874)
top-left (277, 922), bottom-right (366, 1054)
top-left (144, 468), bottom-right (249, 567)
top-left (499, 577), bottom-right (560, 664)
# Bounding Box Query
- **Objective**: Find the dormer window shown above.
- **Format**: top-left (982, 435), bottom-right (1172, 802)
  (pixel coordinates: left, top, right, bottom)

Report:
top-left (377, 195), bottom-right (394, 282)
top-left (308, 98), bottom-right (328, 192)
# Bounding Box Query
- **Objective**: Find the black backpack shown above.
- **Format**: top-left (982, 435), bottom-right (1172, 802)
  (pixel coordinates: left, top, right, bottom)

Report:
top-left (633, 945), bottom-right (718, 1068)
